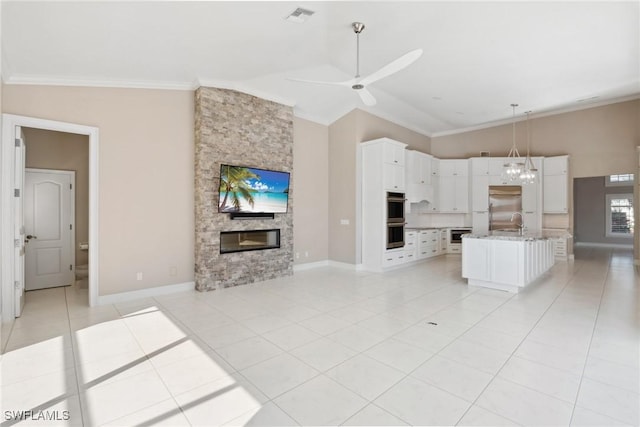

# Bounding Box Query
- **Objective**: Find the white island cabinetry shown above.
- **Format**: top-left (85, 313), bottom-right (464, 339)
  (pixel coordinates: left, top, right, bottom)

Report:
top-left (462, 234), bottom-right (554, 293)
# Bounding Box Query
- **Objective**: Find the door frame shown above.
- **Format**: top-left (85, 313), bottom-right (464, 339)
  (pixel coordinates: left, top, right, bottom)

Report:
top-left (1, 114), bottom-right (99, 322)
top-left (25, 168), bottom-right (76, 291)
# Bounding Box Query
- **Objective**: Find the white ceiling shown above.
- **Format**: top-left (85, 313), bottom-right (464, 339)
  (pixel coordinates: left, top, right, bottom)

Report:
top-left (2, 1), bottom-right (639, 136)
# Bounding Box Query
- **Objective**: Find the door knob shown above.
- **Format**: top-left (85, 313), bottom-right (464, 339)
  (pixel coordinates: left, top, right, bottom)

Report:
top-left (26, 235), bottom-right (37, 240)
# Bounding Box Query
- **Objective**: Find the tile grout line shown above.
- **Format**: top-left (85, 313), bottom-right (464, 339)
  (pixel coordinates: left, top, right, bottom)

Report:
top-left (567, 248), bottom-right (625, 425)
top-left (452, 259), bottom-right (585, 425)
top-left (64, 286), bottom-right (87, 427)
top-left (119, 296), bottom-right (197, 426)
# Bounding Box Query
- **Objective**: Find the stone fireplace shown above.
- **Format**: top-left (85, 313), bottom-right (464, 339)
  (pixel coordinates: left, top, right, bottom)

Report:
top-left (194, 87), bottom-right (293, 291)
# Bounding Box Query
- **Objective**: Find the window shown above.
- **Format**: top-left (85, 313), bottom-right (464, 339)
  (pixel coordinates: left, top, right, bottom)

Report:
top-left (606, 194), bottom-right (634, 237)
top-left (606, 174), bottom-right (634, 186)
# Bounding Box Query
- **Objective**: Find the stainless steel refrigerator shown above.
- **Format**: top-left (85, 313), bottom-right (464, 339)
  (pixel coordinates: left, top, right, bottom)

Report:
top-left (488, 186), bottom-right (522, 231)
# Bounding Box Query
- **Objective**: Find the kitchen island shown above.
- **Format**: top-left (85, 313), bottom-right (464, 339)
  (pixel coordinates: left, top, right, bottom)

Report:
top-left (462, 232), bottom-right (556, 293)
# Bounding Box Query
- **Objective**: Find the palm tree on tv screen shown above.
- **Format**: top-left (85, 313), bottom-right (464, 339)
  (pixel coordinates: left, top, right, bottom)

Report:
top-left (219, 165), bottom-right (260, 211)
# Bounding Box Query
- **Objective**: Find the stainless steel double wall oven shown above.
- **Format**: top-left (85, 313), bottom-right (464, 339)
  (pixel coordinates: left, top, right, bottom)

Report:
top-left (386, 192), bottom-right (406, 249)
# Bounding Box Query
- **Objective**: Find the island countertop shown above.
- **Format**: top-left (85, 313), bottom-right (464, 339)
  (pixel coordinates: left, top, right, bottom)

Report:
top-left (463, 229), bottom-right (572, 241)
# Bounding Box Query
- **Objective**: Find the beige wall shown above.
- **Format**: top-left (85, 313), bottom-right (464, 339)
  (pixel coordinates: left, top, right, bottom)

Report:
top-left (432, 100), bottom-right (639, 177)
top-left (3, 85), bottom-right (195, 296)
top-left (328, 110), bottom-right (358, 264)
top-left (328, 109), bottom-right (431, 264)
top-left (23, 128), bottom-right (90, 267)
top-left (293, 117), bottom-right (329, 264)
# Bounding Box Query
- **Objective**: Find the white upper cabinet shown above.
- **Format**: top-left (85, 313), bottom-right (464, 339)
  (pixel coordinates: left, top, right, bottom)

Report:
top-left (544, 155), bottom-right (568, 176)
top-left (471, 158), bottom-right (490, 175)
top-left (406, 150), bottom-right (432, 185)
top-left (383, 163), bottom-right (405, 191)
top-left (471, 175), bottom-right (490, 211)
top-left (439, 159), bottom-right (469, 177)
top-left (437, 160), bottom-right (469, 212)
top-left (431, 157), bottom-right (440, 176)
top-left (489, 158), bottom-right (507, 177)
top-left (543, 155), bottom-right (569, 213)
top-left (383, 142), bottom-right (406, 166)
top-left (471, 158), bottom-right (490, 212)
top-left (438, 174), bottom-right (469, 212)
top-left (406, 150), bottom-right (433, 203)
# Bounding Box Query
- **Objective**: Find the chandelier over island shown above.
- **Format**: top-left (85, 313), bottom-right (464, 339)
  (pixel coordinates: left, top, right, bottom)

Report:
top-left (502, 104), bottom-right (537, 185)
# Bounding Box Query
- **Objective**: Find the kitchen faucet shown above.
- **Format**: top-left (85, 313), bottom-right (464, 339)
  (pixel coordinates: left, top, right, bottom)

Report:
top-left (510, 212), bottom-right (524, 235)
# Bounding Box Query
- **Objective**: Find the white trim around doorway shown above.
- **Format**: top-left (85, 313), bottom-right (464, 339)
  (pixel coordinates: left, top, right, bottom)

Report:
top-left (1, 114), bottom-right (99, 322)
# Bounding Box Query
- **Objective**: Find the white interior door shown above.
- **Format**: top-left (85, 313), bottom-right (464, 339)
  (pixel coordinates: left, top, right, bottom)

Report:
top-left (25, 169), bottom-right (75, 291)
top-left (14, 127), bottom-right (26, 316)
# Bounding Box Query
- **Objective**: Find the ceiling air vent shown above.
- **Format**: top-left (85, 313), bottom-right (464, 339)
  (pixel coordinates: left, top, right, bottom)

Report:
top-left (285, 7), bottom-right (315, 23)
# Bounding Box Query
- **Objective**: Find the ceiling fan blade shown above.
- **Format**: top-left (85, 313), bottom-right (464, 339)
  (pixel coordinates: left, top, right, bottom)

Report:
top-left (357, 87), bottom-right (377, 106)
top-left (359, 48), bottom-right (423, 87)
top-left (287, 77), bottom-right (354, 87)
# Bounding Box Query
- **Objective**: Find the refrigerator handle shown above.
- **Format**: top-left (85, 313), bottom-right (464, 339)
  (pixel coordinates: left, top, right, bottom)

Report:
top-left (488, 203), bottom-right (493, 231)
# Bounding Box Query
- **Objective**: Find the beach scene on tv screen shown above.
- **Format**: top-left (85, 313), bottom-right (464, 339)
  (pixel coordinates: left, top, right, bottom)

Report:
top-left (219, 165), bottom-right (289, 213)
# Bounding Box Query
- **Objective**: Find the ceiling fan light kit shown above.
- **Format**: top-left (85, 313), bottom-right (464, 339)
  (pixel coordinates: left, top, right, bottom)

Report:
top-left (288, 21), bottom-right (423, 107)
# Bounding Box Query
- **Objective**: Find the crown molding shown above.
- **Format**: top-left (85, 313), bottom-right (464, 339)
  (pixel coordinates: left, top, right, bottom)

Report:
top-left (3, 74), bottom-right (196, 91)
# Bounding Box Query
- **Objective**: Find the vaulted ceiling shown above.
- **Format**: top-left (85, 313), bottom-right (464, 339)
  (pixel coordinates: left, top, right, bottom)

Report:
top-left (2, 1), bottom-right (638, 135)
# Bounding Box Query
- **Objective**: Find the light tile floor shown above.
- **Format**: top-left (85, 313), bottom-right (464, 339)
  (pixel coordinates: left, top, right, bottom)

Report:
top-left (1, 247), bottom-right (638, 426)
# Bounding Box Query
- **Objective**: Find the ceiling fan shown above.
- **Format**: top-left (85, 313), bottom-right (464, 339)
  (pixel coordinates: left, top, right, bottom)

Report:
top-left (288, 22), bottom-right (423, 106)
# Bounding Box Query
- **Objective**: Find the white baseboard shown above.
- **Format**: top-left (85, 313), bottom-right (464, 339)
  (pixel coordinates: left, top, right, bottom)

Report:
top-left (327, 260), bottom-right (359, 270)
top-left (98, 281), bottom-right (195, 306)
top-left (292, 259), bottom-right (363, 271)
top-left (293, 260), bottom-right (329, 272)
top-left (574, 242), bottom-right (633, 249)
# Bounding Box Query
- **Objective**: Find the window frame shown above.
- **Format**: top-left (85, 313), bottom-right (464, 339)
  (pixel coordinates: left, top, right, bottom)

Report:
top-left (605, 193), bottom-right (634, 238)
top-left (605, 174), bottom-right (635, 187)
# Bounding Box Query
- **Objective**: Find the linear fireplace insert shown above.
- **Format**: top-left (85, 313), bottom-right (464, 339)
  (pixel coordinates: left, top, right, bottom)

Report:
top-left (220, 229), bottom-right (280, 254)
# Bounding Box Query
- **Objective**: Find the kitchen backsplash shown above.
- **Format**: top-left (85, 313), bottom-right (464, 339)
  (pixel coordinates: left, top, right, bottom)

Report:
top-left (406, 208), bottom-right (470, 228)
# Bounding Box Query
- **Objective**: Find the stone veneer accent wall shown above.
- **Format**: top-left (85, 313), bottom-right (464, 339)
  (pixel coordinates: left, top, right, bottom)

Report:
top-left (195, 87), bottom-right (294, 291)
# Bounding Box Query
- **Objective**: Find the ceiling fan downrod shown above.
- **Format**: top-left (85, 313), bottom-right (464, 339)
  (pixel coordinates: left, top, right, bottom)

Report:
top-left (352, 22), bottom-right (365, 88)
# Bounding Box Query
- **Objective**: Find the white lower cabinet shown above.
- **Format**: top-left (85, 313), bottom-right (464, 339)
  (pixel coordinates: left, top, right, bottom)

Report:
top-left (382, 248), bottom-right (406, 268)
top-left (417, 230), bottom-right (439, 259)
top-left (550, 236), bottom-right (570, 260)
top-left (404, 230), bottom-right (418, 263)
top-left (440, 229), bottom-right (448, 253)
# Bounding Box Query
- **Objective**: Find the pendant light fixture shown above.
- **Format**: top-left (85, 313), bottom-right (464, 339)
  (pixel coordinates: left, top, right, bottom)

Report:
top-left (519, 111), bottom-right (538, 184)
top-left (502, 103), bottom-right (524, 182)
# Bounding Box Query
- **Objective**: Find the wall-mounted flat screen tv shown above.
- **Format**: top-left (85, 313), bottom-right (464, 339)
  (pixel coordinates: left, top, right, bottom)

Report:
top-left (218, 164), bottom-right (290, 213)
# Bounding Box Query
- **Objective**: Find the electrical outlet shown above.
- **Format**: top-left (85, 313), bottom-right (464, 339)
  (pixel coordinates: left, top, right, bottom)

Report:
top-left (136, 272), bottom-right (143, 281)
top-left (169, 266), bottom-right (177, 276)
top-left (340, 219), bottom-right (350, 225)
top-left (305, 251), bottom-right (309, 257)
